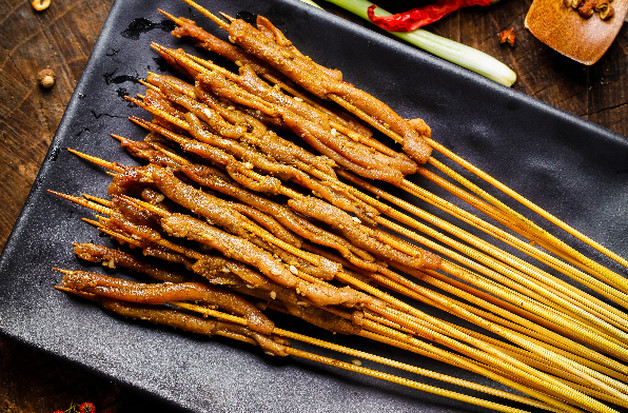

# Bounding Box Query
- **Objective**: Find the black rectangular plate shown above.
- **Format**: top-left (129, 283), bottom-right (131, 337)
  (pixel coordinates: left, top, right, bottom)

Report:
top-left (0, 0), bottom-right (626, 412)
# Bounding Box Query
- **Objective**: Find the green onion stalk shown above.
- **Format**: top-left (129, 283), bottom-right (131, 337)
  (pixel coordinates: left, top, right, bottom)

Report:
top-left (297, 0), bottom-right (517, 86)
top-left (298, 0), bottom-right (325, 7)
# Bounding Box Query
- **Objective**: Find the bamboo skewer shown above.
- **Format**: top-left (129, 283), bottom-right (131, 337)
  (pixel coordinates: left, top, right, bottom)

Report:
top-left (58, 270), bottom-right (539, 412)
top-left (166, 2), bottom-right (626, 298)
top-left (425, 139), bottom-right (628, 270)
top-left (123, 88), bottom-right (628, 359)
top-left (147, 41), bottom-right (628, 318)
top-left (52, 176), bottom-right (628, 384)
top-left (48, 4), bottom-right (628, 410)
top-left (52, 182), bottom-right (624, 410)
top-left (372, 266), bottom-right (628, 382)
top-left (135, 71), bottom-right (628, 344)
top-left (177, 302), bottom-right (568, 413)
top-left (355, 321), bottom-right (585, 413)
top-left (375, 213), bottom-right (628, 345)
top-left (52, 171), bottom-right (628, 408)
top-left (398, 176), bottom-right (628, 308)
top-left (339, 171), bottom-right (628, 328)
top-left (414, 161), bottom-right (627, 289)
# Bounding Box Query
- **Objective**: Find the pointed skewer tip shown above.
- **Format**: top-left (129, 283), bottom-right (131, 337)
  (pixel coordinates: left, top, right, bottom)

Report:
top-left (47, 189), bottom-right (80, 202)
top-left (158, 8), bottom-right (183, 24)
top-left (219, 12), bottom-right (235, 22)
top-left (52, 267), bottom-right (76, 275)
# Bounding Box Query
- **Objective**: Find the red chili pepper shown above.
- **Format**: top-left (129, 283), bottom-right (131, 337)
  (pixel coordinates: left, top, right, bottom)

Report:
top-left (367, 0), bottom-right (496, 32)
top-left (498, 27), bottom-right (516, 46)
top-left (79, 402), bottom-right (96, 413)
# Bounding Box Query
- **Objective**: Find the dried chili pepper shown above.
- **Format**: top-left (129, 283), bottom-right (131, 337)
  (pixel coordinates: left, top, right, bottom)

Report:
top-left (79, 402), bottom-right (96, 413)
top-left (367, 0), bottom-right (497, 32)
top-left (498, 27), bottom-right (516, 47)
top-left (53, 401), bottom-right (109, 413)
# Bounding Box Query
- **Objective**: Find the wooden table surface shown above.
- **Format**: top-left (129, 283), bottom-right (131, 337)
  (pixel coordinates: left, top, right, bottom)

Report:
top-left (0, 0), bottom-right (625, 411)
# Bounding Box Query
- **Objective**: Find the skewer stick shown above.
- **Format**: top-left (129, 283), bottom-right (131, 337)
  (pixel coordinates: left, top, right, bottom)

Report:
top-left (399, 177), bottom-right (628, 309)
top-left (173, 302), bottom-right (559, 413)
top-left (372, 280), bottom-right (628, 390)
top-left (348, 271), bottom-right (628, 403)
top-left (419, 158), bottom-right (628, 288)
top-left (55, 183), bottom-right (624, 408)
top-left (149, 42), bottom-right (628, 319)
top-left (81, 194), bottom-right (112, 208)
top-left (371, 268), bottom-right (628, 382)
top-left (355, 322), bottom-right (584, 413)
top-left (47, 190), bottom-right (113, 216)
top-left (67, 147), bottom-right (125, 173)
top-left (179, 4), bottom-right (625, 291)
top-left (322, 261), bottom-right (627, 409)
top-left (370, 265), bottom-right (628, 380)
top-left (57, 175), bottom-right (624, 406)
top-left (122, 114), bottom-right (628, 378)
top-left (426, 138), bottom-right (628, 270)
top-left (55, 166), bottom-right (628, 382)
top-left (338, 170), bottom-right (628, 327)
top-left (178, 0), bottom-right (229, 29)
top-left (344, 306), bottom-right (607, 411)
top-left (377, 214), bottom-right (628, 348)
top-left (126, 95), bottom-right (628, 356)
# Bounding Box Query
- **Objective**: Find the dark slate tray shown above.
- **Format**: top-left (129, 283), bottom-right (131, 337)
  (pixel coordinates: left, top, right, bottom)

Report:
top-left (0, 0), bottom-right (626, 412)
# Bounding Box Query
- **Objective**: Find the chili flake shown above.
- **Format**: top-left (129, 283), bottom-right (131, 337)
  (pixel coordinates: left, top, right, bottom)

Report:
top-left (79, 402), bottom-right (96, 413)
top-left (498, 27), bottom-right (516, 47)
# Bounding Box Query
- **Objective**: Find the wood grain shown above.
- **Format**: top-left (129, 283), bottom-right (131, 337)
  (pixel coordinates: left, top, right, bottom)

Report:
top-left (0, 0), bottom-right (625, 411)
